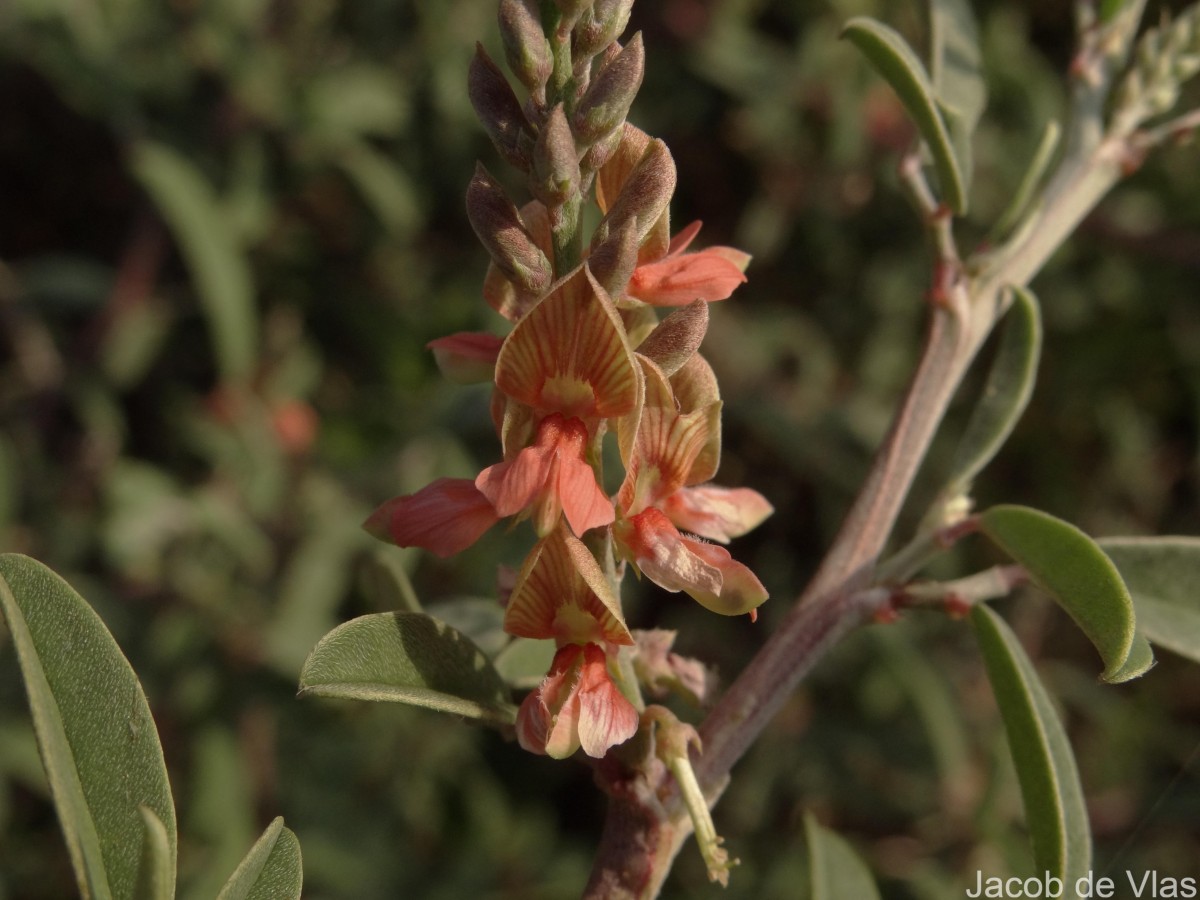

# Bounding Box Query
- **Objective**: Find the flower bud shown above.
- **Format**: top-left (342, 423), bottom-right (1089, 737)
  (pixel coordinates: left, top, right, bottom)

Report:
top-left (579, 122), bottom-right (625, 175)
top-left (466, 162), bottom-right (553, 294)
top-left (531, 104), bottom-right (581, 207)
top-left (587, 216), bottom-right (639, 298)
top-left (572, 33), bottom-right (644, 145)
top-left (592, 136), bottom-right (676, 250)
top-left (636, 300), bottom-right (709, 376)
top-left (574, 0), bottom-right (635, 61)
top-left (553, 0), bottom-right (595, 30)
top-left (499, 0), bottom-right (552, 99)
top-left (469, 43), bottom-right (535, 172)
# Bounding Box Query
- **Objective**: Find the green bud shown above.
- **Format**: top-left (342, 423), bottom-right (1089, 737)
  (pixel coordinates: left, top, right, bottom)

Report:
top-left (572, 33), bottom-right (644, 145)
top-left (469, 43), bottom-right (535, 172)
top-left (466, 163), bottom-right (553, 294)
top-left (532, 104), bottom-right (581, 207)
top-left (499, 0), bottom-right (552, 100)
top-left (574, 0), bottom-right (635, 61)
top-left (553, 0), bottom-right (595, 30)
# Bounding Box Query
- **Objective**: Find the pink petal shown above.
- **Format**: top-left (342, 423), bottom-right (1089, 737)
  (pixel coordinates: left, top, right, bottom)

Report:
top-left (627, 250), bottom-right (748, 306)
top-left (554, 452), bottom-right (616, 535)
top-left (616, 508), bottom-right (723, 599)
top-left (476, 443), bottom-right (553, 517)
top-left (575, 644), bottom-right (639, 758)
top-left (682, 536), bottom-right (769, 616)
top-left (665, 220), bottom-right (703, 257)
top-left (662, 485), bottom-right (774, 543)
top-left (363, 478), bottom-right (499, 558)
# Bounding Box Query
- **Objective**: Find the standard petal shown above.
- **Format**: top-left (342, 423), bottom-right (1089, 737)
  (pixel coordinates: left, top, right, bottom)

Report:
top-left (662, 485), bottom-right (774, 543)
top-left (617, 357), bottom-right (714, 517)
top-left (363, 477), bottom-right (499, 558)
top-left (504, 527), bottom-right (632, 645)
top-left (495, 267), bottom-right (638, 419)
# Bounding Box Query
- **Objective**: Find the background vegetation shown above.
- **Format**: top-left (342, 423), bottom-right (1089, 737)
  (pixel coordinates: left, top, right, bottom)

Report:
top-left (1, 0), bottom-right (1197, 897)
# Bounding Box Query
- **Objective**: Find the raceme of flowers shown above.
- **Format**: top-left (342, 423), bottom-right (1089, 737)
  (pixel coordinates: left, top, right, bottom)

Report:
top-left (366, 117), bottom-right (771, 760)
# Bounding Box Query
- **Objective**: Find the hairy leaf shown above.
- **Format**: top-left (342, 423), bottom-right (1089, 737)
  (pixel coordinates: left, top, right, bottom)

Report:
top-left (804, 814), bottom-right (881, 900)
top-left (979, 505), bottom-right (1154, 682)
top-left (946, 287), bottom-right (1041, 494)
top-left (299, 612), bottom-right (517, 724)
top-left (134, 807), bottom-right (172, 900)
top-left (0, 554), bottom-right (177, 900)
top-left (929, 0), bottom-right (987, 187)
top-left (972, 605), bottom-right (1091, 888)
top-left (842, 17), bottom-right (967, 213)
top-left (1100, 537), bottom-right (1200, 665)
top-left (216, 817), bottom-right (303, 900)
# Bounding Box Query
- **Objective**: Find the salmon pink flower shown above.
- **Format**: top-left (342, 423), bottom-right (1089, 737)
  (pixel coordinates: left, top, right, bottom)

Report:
top-left (475, 412), bottom-right (613, 536)
top-left (516, 642), bottom-right (640, 759)
top-left (504, 525), bottom-right (633, 646)
top-left (494, 266), bottom-right (638, 420)
top-left (364, 478), bottom-right (500, 558)
top-left (614, 507), bottom-right (767, 618)
top-left (625, 220), bottom-right (750, 307)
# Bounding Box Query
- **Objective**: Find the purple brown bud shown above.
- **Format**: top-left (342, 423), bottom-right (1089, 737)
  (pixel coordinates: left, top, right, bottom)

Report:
top-left (553, 0), bottom-right (595, 30)
top-left (466, 163), bottom-right (553, 294)
top-left (499, 0), bottom-right (552, 100)
top-left (572, 33), bottom-right (644, 145)
top-left (574, 0), bottom-right (635, 61)
top-left (469, 43), bottom-right (535, 172)
top-left (592, 137), bottom-right (676, 249)
top-left (531, 104), bottom-right (581, 207)
top-left (579, 122), bottom-right (625, 174)
top-left (636, 300), bottom-right (709, 376)
top-left (587, 216), bottom-right (639, 298)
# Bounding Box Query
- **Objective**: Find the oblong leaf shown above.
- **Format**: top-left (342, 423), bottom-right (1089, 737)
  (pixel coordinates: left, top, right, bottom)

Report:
top-left (804, 814), bottom-right (881, 900)
top-left (841, 17), bottom-right (967, 213)
top-left (129, 140), bottom-right (258, 383)
top-left (216, 817), bottom-right (303, 900)
top-left (978, 505), bottom-right (1153, 682)
top-left (298, 612), bottom-right (517, 724)
top-left (0, 554), bottom-right (177, 900)
top-left (1099, 537), bottom-right (1200, 664)
top-left (929, 0), bottom-right (987, 188)
top-left (972, 605), bottom-right (1091, 887)
top-left (945, 287), bottom-right (1041, 494)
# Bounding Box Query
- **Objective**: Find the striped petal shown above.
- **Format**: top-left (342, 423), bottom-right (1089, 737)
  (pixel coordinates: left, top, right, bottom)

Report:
top-left (504, 526), bottom-right (632, 646)
top-left (495, 267), bottom-right (638, 419)
top-left (617, 357), bottom-right (718, 516)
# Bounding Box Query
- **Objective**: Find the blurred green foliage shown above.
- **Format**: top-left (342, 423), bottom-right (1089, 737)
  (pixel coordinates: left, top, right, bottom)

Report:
top-left (1, 0), bottom-right (1198, 897)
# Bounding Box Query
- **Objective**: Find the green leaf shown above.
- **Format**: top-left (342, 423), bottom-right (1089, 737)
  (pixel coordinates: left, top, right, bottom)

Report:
top-left (928, 0), bottom-right (987, 187)
top-left (129, 140), bottom-right (258, 383)
top-left (298, 612), bottom-right (517, 725)
top-left (134, 806), bottom-right (173, 900)
top-left (493, 637), bottom-right (557, 689)
top-left (804, 814), bottom-right (881, 900)
top-left (945, 287), bottom-right (1041, 494)
top-left (0, 554), bottom-right (177, 900)
top-left (1099, 537), bottom-right (1200, 664)
top-left (972, 605), bottom-right (1091, 887)
top-left (841, 17), bottom-right (968, 214)
top-left (978, 505), bottom-right (1153, 682)
top-left (216, 817), bottom-right (303, 900)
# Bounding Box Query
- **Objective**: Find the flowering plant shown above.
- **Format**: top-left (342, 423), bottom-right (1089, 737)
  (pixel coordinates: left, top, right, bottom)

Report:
top-left (4, 0), bottom-right (1200, 897)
